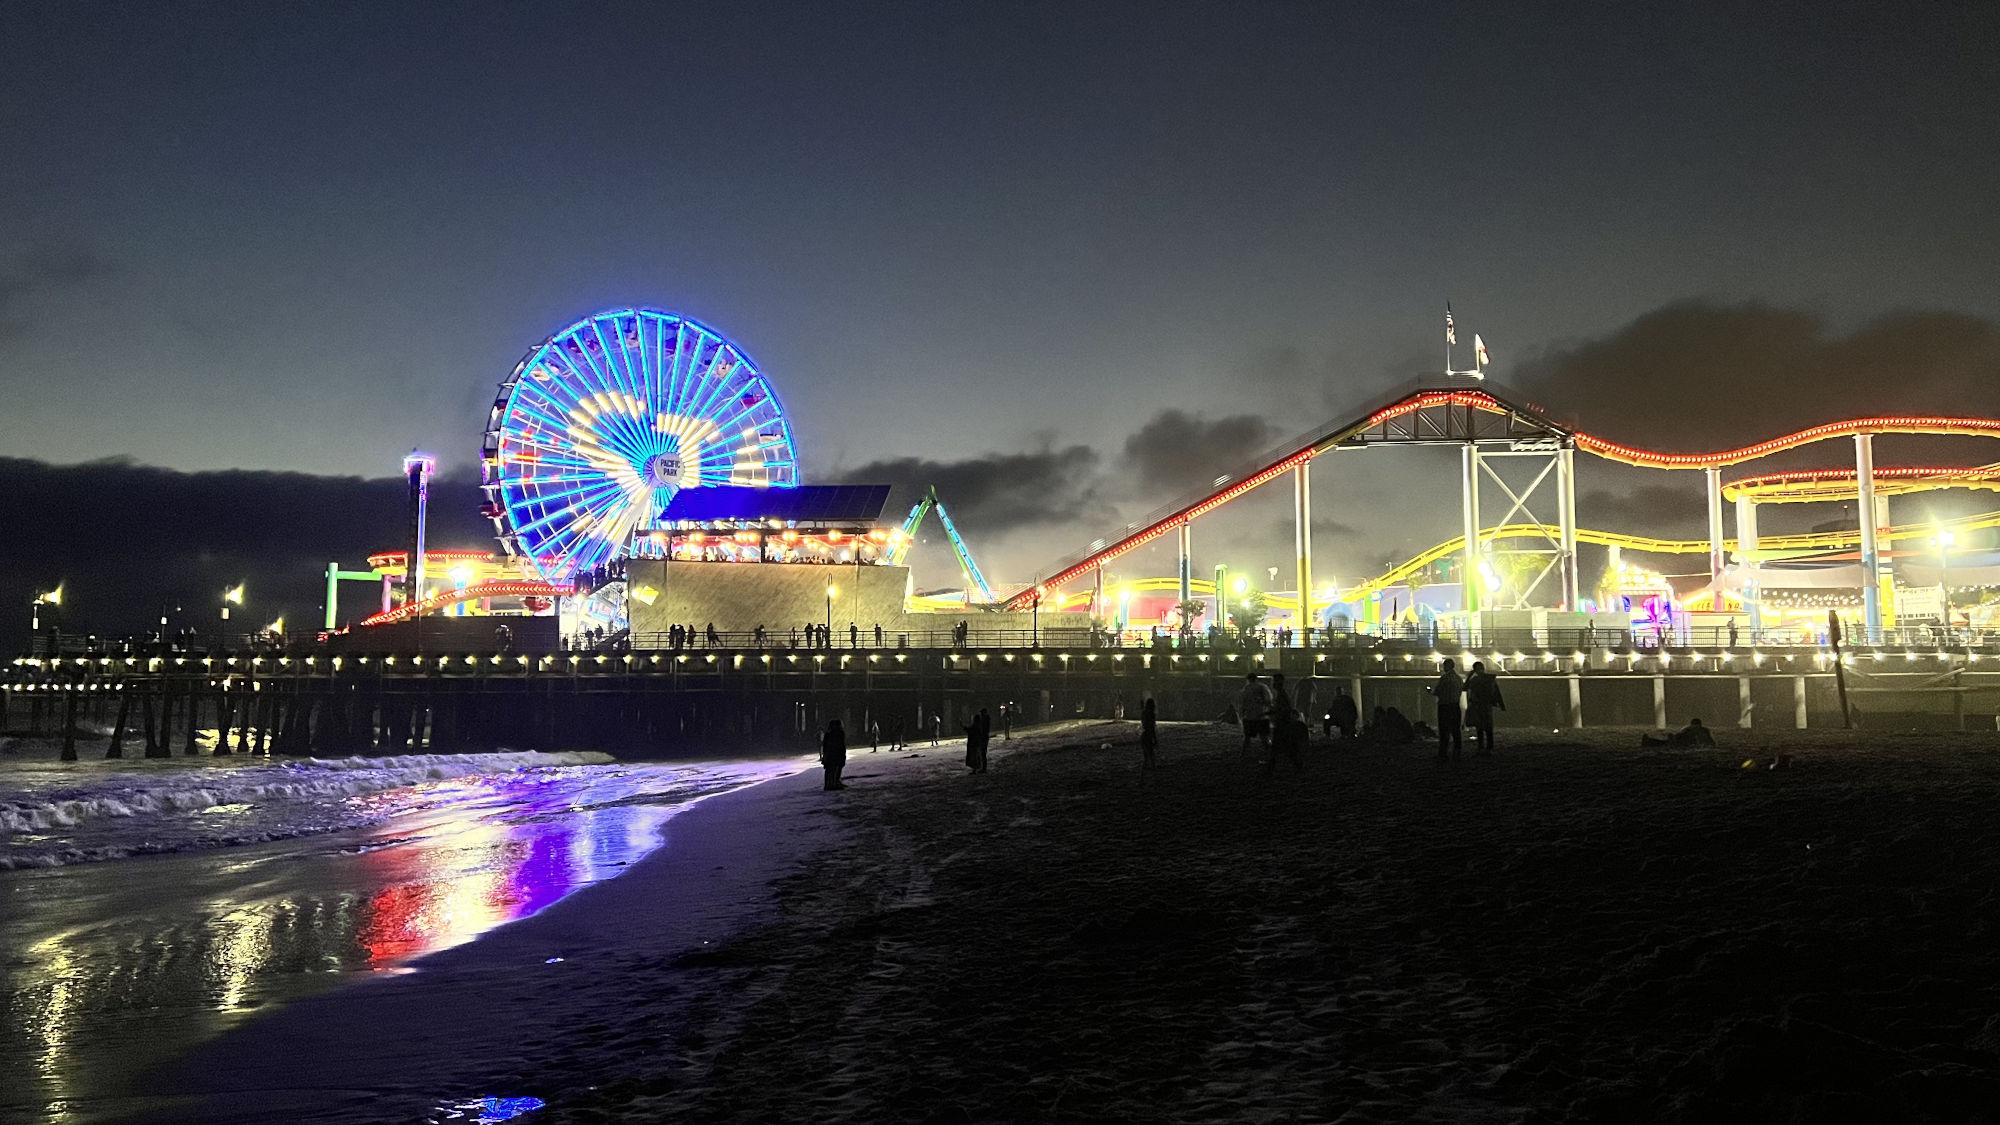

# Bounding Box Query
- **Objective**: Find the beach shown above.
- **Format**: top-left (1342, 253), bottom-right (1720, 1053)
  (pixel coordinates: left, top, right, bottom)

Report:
top-left (127, 719), bottom-right (2000, 1123)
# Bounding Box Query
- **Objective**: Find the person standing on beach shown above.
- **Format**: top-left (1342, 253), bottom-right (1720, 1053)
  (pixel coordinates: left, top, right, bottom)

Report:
top-left (1464, 661), bottom-right (1505, 756)
top-left (1236, 673), bottom-right (1274, 759)
top-left (1265, 673), bottom-right (1305, 775)
top-left (1432, 659), bottom-right (1464, 761)
top-left (976, 707), bottom-right (992, 772)
top-left (1139, 697), bottom-right (1158, 768)
top-left (820, 719), bottom-right (847, 790)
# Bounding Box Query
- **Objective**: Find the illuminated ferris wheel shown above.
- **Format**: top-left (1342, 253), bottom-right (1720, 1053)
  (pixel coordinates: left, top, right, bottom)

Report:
top-left (481, 308), bottom-right (798, 582)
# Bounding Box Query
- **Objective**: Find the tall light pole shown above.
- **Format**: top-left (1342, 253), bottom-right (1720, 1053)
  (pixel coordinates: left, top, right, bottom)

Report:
top-left (31, 584), bottom-right (61, 633)
top-left (1936, 528), bottom-right (1956, 630)
top-left (1032, 586), bottom-right (1042, 647)
top-left (221, 584), bottom-right (244, 651)
top-left (825, 583), bottom-right (836, 640)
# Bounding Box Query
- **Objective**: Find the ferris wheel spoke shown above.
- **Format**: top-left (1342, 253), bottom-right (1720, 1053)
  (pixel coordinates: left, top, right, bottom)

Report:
top-left (591, 317), bottom-right (656, 455)
top-left (570, 321), bottom-right (650, 459)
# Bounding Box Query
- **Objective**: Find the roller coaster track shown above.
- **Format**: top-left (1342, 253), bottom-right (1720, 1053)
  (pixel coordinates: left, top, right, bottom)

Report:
top-left (1342, 510), bottom-right (2000, 602)
top-left (1005, 385), bottom-right (2000, 610)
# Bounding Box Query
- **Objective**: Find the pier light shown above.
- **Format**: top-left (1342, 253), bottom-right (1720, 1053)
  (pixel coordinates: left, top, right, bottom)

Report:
top-left (358, 656), bottom-right (371, 665)
top-left (1003, 654), bottom-right (1013, 662)
top-left (331, 657), bottom-right (342, 671)
top-left (895, 654), bottom-right (907, 663)
top-left (1032, 654), bottom-right (1043, 662)
top-left (761, 655), bottom-right (771, 664)
top-left (1872, 651), bottom-right (1885, 662)
top-left (1905, 651), bottom-right (1917, 662)
top-left (1752, 652), bottom-right (1765, 665)
top-left (1571, 651), bottom-right (1586, 662)
top-left (493, 655), bottom-right (504, 665)
top-left (678, 655), bottom-right (689, 663)
top-left (384, 656), bottom-right (396, 666)
top-left (1374, 653), bottom-right (1385, 661)
top-left (569, 655), bottom-right (580, 665)
top-left (1430, 653), bottom-right (1444, 663)
top-left (201, 657), bottom-right (212, 668)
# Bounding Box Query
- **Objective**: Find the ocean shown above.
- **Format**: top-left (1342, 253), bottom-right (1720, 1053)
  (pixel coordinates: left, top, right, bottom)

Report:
top-left (0, 738), bottom-right (805, 1124)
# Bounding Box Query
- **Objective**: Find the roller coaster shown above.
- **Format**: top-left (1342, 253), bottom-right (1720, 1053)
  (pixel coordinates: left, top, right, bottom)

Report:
top-left (1007, 383), bottom-right (2000, 634)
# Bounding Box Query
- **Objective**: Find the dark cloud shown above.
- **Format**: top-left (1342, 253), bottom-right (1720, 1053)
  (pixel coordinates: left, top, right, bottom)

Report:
top-left (1120, 410), bottom-right (1279, 500)
top-left (0, 457), bottom-right (494, 646)
top-left (0, 245), bottom-right (112, 338)
top-left (1511, 303), bottom-right (2000, 449)
top-left (823, 442), bottom-right (1106, 536)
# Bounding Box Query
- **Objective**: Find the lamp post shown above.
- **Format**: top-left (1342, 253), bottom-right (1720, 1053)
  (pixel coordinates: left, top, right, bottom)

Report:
top-left (825, 583), bottom-right (836, 640)
top-left (1032, 586), bottom-right (1042, 647)
top-left (1936, 528), bottom-right (1955, 631)
top-left (221, 584), bottom-right (244, 652)
top-left (31, 585), bottom-right (61, 632)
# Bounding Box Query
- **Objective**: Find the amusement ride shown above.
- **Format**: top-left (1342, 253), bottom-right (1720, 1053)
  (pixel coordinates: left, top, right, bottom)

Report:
top-left (332, 306), bottom-right (1998, 644)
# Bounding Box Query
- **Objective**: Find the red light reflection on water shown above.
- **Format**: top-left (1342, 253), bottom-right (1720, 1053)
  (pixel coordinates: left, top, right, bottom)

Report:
top-left (351, 792), bottom-right (639, 966)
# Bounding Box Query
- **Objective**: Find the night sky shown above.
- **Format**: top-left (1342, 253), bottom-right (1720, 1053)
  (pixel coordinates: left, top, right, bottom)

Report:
top-left (4, 1), bottom-right (1998, 640)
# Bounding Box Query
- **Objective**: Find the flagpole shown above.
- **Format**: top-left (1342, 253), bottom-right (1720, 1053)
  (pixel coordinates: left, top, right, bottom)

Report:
top-left (1445, 303), bottom-right (1453, 374)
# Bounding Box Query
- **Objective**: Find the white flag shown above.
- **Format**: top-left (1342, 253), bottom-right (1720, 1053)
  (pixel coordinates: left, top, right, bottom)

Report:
top-left (1474, 334), bottom-right (1490, 367)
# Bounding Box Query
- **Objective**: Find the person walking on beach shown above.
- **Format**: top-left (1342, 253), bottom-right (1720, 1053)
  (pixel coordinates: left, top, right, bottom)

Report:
top-left (1139, 697), bottom-right (1158, 768)
top-left (820, 719), bottom-right (847, 790)
top-left (1464, 661), bottom-right (1505, 756)
top-left (1431, 658), bottom-right (1464, 761)
top-left (1236, 672), bottom-right (1274, 759)
top-left (929, 712), bottom-right (942, 746)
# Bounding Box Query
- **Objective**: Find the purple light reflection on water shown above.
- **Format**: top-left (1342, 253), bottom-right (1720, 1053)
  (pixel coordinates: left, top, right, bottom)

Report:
top-left (0, 754), bottom-right (806, 1120)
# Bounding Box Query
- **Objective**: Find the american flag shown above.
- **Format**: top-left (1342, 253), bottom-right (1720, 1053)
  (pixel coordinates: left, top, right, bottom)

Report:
top-left (1445, 305), bottom-right (1456, 346)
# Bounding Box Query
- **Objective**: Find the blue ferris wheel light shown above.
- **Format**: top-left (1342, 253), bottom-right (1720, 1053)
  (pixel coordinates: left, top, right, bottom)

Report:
top-left (481, 308), bottom-right (799, 582)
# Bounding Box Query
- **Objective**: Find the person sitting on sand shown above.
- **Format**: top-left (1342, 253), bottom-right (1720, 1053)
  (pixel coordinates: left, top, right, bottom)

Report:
top-left (1642, 718), bottom-right (1717, 748)
top-left (1329, 688), bottom-right (1358, 742)
top-left (1237, 673), bottom-right (1275, 758)
top-left (820, 720), bottom-right (847, 790)
top-left (1380, 707), bottom-right (1415, 744)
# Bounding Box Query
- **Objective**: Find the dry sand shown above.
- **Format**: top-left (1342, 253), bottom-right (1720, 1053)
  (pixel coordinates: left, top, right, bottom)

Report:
top-left (144, 722), bottom-right (2000, 1124)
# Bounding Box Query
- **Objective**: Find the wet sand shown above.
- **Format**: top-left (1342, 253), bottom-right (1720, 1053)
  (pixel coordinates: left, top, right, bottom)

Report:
top-left (141, 722), bottom-right (2000, 1123)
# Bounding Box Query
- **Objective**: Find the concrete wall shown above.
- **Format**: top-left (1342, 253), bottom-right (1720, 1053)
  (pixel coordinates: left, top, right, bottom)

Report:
top-left (626, 560), bottom-right (1037, 644)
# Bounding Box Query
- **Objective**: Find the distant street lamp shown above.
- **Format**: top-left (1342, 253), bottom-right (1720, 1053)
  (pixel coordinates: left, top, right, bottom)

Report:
top-left (1031, 586), bottom-right (1043, 647)
top-left (221, 584), bottom-right (244, 651)
top-left (31, 584), bottom-right (62, 633)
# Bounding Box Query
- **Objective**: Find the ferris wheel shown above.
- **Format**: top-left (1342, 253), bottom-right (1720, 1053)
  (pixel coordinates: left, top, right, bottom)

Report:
top-left (481, 308), bottom-right (798, 582)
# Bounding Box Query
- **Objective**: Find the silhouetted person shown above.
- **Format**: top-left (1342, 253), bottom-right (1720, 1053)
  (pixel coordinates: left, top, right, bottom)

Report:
top-left (874, 623), bottom-right (883, 646)
top-left (975, 707), bottom-right (992, 772)
top-left (1728, 620), bottom-right (1739, 647)
top-left (1139, 697), bottom-right (1158, 768)
top-left (1236, 672), bottom-right (1274, 759)
top-left (850, 621), bottom-right (859, 648)
top-left (1431, 658), bottom-right (1464, 761)
top-left (1329, 688), bottom-right (1358, 741)
top-left (820, 719), bottom-right (847, 790)
top-left (1464, 661), bottom-right (1505, 756)
top-left (1265, 673), bottom-right (1306, 775)
top-left (706, 622), bottom-right (719, 647)
top-left (929, 713), bottom-right (941, 746)
top-left (1642, 717), bottom-right (1717, 748)
top-left (1381, 706), bottom-right (1415, 743)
